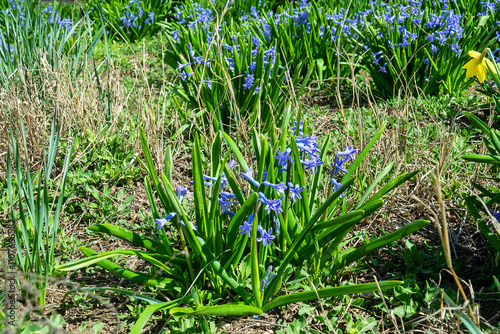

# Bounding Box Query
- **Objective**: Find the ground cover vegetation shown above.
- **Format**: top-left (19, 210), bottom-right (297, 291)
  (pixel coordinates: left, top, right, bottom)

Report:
top-left (1, 0), bottom-right (500, 332)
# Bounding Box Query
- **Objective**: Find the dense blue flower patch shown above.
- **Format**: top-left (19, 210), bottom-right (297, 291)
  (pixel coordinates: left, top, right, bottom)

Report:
top-left (167, 0), bottom-right (500, 98)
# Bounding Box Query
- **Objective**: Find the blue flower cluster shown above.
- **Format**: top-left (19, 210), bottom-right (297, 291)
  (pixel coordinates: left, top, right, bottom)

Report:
top-left (42, 6), bottom-right (74, 31)
top-left (118, 0), bottom-right (155, 29)
top-left (0, 0), bottom-right (74, 31)
top-left (153, 121), bottom-right (356, 249)
top-left (233, 122), bottom-right (356, 246)
top-left (171, 0), bottom-right (500, 94)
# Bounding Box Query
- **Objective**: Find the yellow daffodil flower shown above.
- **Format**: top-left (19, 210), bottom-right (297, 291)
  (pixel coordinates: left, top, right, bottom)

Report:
top-left (462, 48), bottom-right (497, 83)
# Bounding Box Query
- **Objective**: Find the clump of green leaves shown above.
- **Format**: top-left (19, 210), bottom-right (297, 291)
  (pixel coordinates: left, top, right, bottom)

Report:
top-left (57, 114), bottom-right (428, 332)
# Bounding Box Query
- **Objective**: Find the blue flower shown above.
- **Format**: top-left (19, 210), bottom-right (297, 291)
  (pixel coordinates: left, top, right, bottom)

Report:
top-left (241, 168), bottom-right (260, 187)
top-left (203, 174), bottom-right (217, 186)
top-left (379, 63), bottom-right (387, 73)
top-left (288, 183), bottom-right (305, 203)
top-left (258, 192), bottom-right (284, 214)
top-left (205, 77), bottom-right (212, 89)
top-left (337, 146), bottom-right (357, 161)
top-left (180, 71), bottom-right (193, 81)
top-left (175, 185), bottom-right (187, 203)
top-left (300, 156), bottom-right (324, 172)
top-left (219, 198), bottom-right (233, 211)
top-left (274, 148), bottom-right (292, 167)
top-left (296, 135), bottom-right (320, 157)
top-left (239, 214), bottom-right (257, 237)
top-left (331, 178), bottom-right (344, 198)
top-left (262, 181), bottom-right (287, 195)
top-left (490, 210), bottom-right (500, 223)
top-left (257, 227), bottom-right (276, 246)
top-left (330, 156), bottom-right (347, 175)
top-left (155, 212), bottom-right (177, 229)
top-left (243, 72), bottom-right (254, 90)
top-left (220, 191), bottom-right (236, 201)
top-left (260, 266), bottom-right (277, 292)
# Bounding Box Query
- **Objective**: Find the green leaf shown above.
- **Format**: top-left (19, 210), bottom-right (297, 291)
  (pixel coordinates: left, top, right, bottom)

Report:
top-left (64, 287), bottom-right (162, 305)
top-left (463, 111), bottom-right (491, 137)
top-left (192, 132), bottom-right (208, 237)
top-left (262, 281), bottom-right (403, 312)
top-left (263, 178), bottom-right (355, 302)
top-left (130, 300), bottom-right (185, 334)
top-left (463, 154), bottom-right (500, 164)
top-left (478, 221), bottom-right (500, 252)
top-left (223, 132), bottom-right (249, 172)
top-left (251, 214), bottom-right (262, 308)
top-left (170, 304), bottom-right (262, 317)
top-left (76, 247), bottom-right (176, 287)
top-left (56, 249), bottom-right (177, 274)
top-left (87, 224), bottom-right (167, 254)
top-left (341, 220), bottom-right (430, 266)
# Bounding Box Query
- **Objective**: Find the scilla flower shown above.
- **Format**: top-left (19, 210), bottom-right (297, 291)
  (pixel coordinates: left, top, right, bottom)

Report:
top-left (462, 48), bottom-right (497, 83)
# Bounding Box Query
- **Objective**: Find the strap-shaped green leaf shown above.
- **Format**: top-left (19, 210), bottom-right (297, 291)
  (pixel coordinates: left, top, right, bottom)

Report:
top-left (356, 161), bottom-right (394, 209)
top-left (341, 123), bottom-right (387, 184)
top-left (170, 304), bottom-right (262, 317)
top-left (262, 281), bottom-right (403, 312)
top-left (77, 247), bottom-right (177, 288)
top-left (192, 132), bottom-right (208, 237)
top-left (131, 300), bottom-right (186, 334)
top-left (463, 154), bottom-right (500, 164)
top-left (88, 224), bottom-right (167, 254)
top-left (340, 220), bottom-right (430, 267)
top-left (263, 178), bottom-right (355, 302)
top-left (223, 132), bottom-right (249, 172)
top-left (463, 111), bottom-right (491, 137)
top-left (363, 171), bottom-right (419, 207)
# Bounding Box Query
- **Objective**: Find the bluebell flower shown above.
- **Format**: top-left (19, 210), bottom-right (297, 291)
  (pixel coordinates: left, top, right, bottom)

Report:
top-left (227, 160), bottom-right (237, 169)
top-left (379, 63), bottom-right (388, 73)
top-left (175, 185), bottom-right (187, 203)
top-left (172, 30), bottom-right (180, 42)
top-left (205, 77), bottom-right (212, 89)
top-left (226, 58), bottom-right (235, 71)
top-left (177, 61), bottom-right (191, 71)
top-left (241, 168), bottom-right (260, 187)
top-left (330, 156), bottom-right (347, 175)
top-left (203, 174), bottom-right (217, 186)
top-left (430, 44), bottom-right (438, 55)
top-left (274, 148), bottom-right (292, 167)
top-left (258, 192), bottom-right (284, 214)
top-left (331, 178), bottom-right (344, 198)
top-left (296, 135), bottom-right (320, 157)
top-left (301, 156), bottom-right (324, 172)
top-left (337, 146), bottom-right (357, 161)
top-left (451, 43), bottom-right (461, 56)
top-left (220, 191), bottom-right (236, 201)
top-left (288, 183), bottom-right (305, 203)
top-left (180, 71), bottom-right (193, 81)
top-left (260, 266), bottom-right (277, 292)
top-left (262, 170), bottom-right (268, 181)
top-left (262, 181), bottom-right (287, 195)
top-left (253, 86), bottom-right (261, 95)
top-left (219, 198), bottom-right (233, 211)
top-left (257, 227), bottom-right (276, 246)
top-left (239, 214), bottom-right (258, 237)
top-left (243, 72), bottom-right (254, 90)
top-left (491, 210), bottom-right (500, 223)
top-left (291, 121), bottom-right (305, 136)
top-left (155, 212), bottom-right (177, 229)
